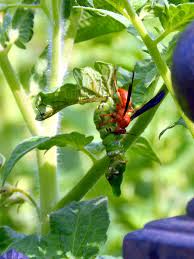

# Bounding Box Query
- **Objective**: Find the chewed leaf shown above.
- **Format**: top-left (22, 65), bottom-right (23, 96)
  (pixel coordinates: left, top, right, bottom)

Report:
top-left (12, 8), bottom-right (34, 49)
top-left (131, 137), bottom-right (161, 164)
top-left (159, 117), bottom-right (187, 139)
top-left (154, 3), bottom-right (194, 34)
top-left (73, 65), bottom-right (110, 98)
top-left (1, 132), bottom-right (93, 185)
top-left (35, 62), bottom-right (113, 120)
top-left (35, 84), bottom-right (80, 120)
top-left (50, 197), bottom-right (110, 258)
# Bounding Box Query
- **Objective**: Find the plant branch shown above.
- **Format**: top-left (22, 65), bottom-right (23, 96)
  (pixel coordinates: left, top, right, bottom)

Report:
top-left (82, 148), bottom-right (97, 163)
top-left (155, 30), bottom-right (170, 44)
top-left (0, 52), bottom-right (39, 136)
top-left (53, 157), bottom-right (109, 210)
top-left (0, 3), bottom-right (41, 10)
top-left (121, 0), bottom-right (194, 137)
top-left (13, 188), bottom-right (40, 219)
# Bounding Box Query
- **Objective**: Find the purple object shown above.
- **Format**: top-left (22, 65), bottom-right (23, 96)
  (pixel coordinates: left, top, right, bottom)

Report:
top-left (0, 249), bottom-right (28, 259)
top-left (123, 198), bottom-right (194, 259)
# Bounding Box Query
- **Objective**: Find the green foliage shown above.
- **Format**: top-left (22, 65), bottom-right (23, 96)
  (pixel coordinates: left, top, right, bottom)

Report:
top-left (131, 137), bottom-right (161, 164)
top-left (0, 154), bottom-right (5, 169)
top-left (159, 117), bottom-right (187, 139)
top-left (12, 8), bottom-right (34, 49)
top-left (2, 132), bottom-right (93, 184)
top-left (3, 197), bottom-right (109, 258)
top-left (35, 61), bottom-right (114, 120)
top-left (154, 3), bottom-right (194, 33)
top-left (0, 0), bottom-right (193, 257)
top-left (50, 197), bottom-right (109, 258)
top-left (0, 226), bottom-right (25, 253)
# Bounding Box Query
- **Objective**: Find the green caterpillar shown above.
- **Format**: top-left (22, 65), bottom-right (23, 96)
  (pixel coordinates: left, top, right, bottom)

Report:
top-left (94, 97), bottom-right (126, 196)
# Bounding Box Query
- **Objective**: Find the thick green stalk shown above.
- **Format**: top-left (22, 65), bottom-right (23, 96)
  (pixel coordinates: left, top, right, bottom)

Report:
top-left (0, 52), bottom-right (39, 136)
top-left (122, 0), bottom-right (194, 137)
top-left (38, 0), bottom-right (64, 233)
top-left (54, 86), bottom-right (165, 210)
top-left (0, 52), bottom-right (47, 232)
top-left (54, 157), bottom-right (110, 210)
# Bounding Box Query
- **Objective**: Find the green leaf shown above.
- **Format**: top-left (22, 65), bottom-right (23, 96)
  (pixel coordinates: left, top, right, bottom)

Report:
top-left (74, 6), bottom-right (130, 28)
top-left (73, 61), bottom-right (114, 98)
top-left (159, 117), bottom-right (187, 139)
top-left (0, 153), bottom-right (5, 168)
top-left (131, 137), bottom-right (161, 164)
top-left (154, 3), bottom-right (194, 33)
top-left (117, 60), bottom-right (158, 107)
top-left (75, 10), bottom-right (125, 43)
top-left (35, 83), bottom-right (80, 121)
top-left (11, 235), bottom-right (42, 258)
top-left (0, 226), bottom-right (25, 253)
top-left (30, 47), bottom-right (48, 92)
top-left (0, 13), bottom-right (12, 48)
top-left (38, 132), bottom-right (94, 151)
top-left (50, 197), bottom-right (110, 258)
top-left (35, 61), bottom-right (114, 120)
top-left (12, 8), bottom-right (34, 49)
top-left (1, 133), bottom-right (93, 184)
top-left (132, 60), bottom-right (158, 107)
top-left (85, 141), bottom-right (105, 156)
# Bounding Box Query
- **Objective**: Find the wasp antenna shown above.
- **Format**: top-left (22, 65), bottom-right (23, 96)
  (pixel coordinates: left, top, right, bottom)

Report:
top-left (113, 67), bottom-right (117, 89)
top-left (123, 70), bottom-right (135, 116)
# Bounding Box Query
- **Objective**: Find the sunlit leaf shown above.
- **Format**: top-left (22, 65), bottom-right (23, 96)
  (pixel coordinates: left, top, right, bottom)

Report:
top-left (35, 62), bottom-right (113, 120)
top-left (0, 154), bottom-right (5, 169)
top-left (12, 8), bottom-right (34, 49)
top-left (159, 117), bottom-right (187, 139)
top-left (131, 137), bottom-right (161, 164)
top-left (30, 47), bottom-right (48, 93)
top-left (154, 3), bottom-right (194, 33)
top-left (50, 197), bottom-right (109, 258)
top-left (75, 0), bottom-right (126, 42)
top-left (2, 132), bottom-right (93, 184)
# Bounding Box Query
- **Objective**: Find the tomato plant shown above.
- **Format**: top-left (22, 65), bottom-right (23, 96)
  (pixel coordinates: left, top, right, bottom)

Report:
top-left (0, 0), bottom-right (194, 258)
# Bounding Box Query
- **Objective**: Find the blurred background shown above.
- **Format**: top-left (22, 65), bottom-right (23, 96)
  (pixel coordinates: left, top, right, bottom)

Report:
top-left (0, 0), bottom-right (194, 257)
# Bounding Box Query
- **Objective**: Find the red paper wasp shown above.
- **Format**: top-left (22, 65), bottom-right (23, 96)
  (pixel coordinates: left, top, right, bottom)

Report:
top-left (100, 69), bottom-right (165, 134)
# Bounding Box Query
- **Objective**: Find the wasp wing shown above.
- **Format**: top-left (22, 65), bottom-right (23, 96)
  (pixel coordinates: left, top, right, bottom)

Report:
top-left (131, 90), bottom-right (165, 120)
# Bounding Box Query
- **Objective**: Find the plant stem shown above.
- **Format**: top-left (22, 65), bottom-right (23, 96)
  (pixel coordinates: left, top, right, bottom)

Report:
top-left (37, 0), bottom-right (64, 234)
top-left (14, 188), bottom-right (40, 219)
top-left (122, 0), bottom-right (194, 137)
top-left (155, 30), bottom-right (170, 44)
top-left (0, 52), bottom-right (39, 136)
top-left (54, 157), bottom-right (110, 210)
top-left (82, 148), bottom-right (97, 163)
top-left (54, 85), bottom-right (166, 211)
top-left (36, 151), bottom-right (58, 234)
top-left (1, 4), bottom-right (41, 10)
top-left (0, 52), bottom-right (47, 232)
